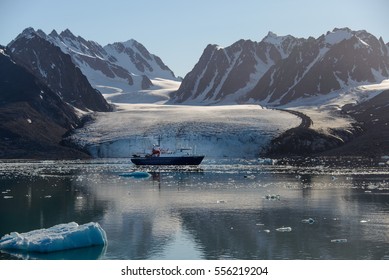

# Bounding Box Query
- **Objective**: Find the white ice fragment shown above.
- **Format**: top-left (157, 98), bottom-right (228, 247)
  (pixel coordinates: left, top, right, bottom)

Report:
top-left (26, 119), bottom-right (32, 124)
top-left (276, 227), bottom-right (292, 232)
top-left (367, 184), bottom-right (378, 190)
top-left (331, 239), bottom-right (347, 243)
top-left (0, 222), bottom-right (107, 253)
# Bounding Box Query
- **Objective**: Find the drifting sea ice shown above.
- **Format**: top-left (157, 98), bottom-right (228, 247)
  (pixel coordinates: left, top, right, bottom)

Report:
top-left (0, 222), bottom-right (107, 253)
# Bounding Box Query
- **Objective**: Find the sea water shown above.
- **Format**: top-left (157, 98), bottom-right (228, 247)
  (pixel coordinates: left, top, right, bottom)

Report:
top-left (0, 158), bottom-right (389, 260)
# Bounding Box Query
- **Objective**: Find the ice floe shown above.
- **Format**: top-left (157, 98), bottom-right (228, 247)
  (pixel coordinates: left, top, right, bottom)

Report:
top-left (0, 222), bottom-right (107, 253)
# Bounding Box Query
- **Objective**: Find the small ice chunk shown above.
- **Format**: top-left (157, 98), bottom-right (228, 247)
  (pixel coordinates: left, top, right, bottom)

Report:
top-left (119, 171), bottom-right (151, 179)
top-left (276, 227), bottom-right (292, 232)
top-left (331, 238), bottom-right (348, 243)
top-left (0, 222), bottom-right (107, 253)
top-left (367, 184), bottom-right (378, 190)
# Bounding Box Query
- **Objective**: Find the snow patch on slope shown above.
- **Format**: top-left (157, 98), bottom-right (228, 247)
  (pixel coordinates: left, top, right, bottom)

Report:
top-left (101, 78), bottom-right (180, 104)
top-left (325, 29), bottom-right (353, 45)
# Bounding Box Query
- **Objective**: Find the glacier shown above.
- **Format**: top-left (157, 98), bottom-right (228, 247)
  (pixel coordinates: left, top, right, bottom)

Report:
top-left (69, 104), bottom-right (301, 158)
top-left (0, 222), bottom-right (107, 253)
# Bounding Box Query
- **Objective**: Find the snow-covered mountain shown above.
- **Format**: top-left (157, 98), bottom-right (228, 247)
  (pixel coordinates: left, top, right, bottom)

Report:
top-left (244, 28), bottom-right (389, 105)
top-left (8, 28), bottom-right (178, 103)
top-left (171, 28), bottom-right (389, 106)
top-left (8, 28), bottom-right (111, 112)
top-left (47, 29), bottom-right (178, 92)
top-left (170, 32), bottom-right (304, 104)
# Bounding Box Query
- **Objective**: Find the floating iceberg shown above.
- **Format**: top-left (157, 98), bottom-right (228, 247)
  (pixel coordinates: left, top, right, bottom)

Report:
top-left (0, 222), bottom-right (107, 253)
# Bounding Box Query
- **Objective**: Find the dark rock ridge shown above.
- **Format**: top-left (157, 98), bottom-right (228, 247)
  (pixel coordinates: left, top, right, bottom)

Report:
top-left (8, 28), bottom-right (111, 112)
top-left (0, 47), bottom-right (89, 159)
top-left (322, 89), bottom-right (389, 156)
top-left (265, 125), bottom-right (363, 157)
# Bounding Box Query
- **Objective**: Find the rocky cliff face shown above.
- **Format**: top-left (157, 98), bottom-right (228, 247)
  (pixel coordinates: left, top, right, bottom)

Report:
top-left (0, 47), bottom-right (89, 158)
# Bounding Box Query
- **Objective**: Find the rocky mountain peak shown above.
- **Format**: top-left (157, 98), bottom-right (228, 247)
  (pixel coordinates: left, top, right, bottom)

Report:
top-left (60, 28), bottom-right (77, 40)
top-left (49, 29), bottom-right (59, 38)
top-left (13, 27), bottom-right (43, 43)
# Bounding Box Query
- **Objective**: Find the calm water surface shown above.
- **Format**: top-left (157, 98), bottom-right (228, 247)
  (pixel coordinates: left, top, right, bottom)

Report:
top-left (0, 158), bottom-right (389, 260)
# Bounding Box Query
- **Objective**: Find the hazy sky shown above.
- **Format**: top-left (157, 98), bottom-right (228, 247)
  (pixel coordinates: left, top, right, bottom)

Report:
top-left (1, 0), bottom-right (388, 77)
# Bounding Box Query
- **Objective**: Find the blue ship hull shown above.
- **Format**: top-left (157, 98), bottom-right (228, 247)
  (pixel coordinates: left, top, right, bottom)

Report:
top-left (131, 155), bottom-right (204, 166)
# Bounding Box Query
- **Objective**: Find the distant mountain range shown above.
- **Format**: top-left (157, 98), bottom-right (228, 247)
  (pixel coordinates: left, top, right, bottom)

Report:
top-left (2, 27), bottom-right (389, 158)
top-left (171, 28), bottom-right (389, 105)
